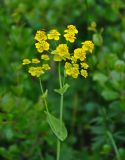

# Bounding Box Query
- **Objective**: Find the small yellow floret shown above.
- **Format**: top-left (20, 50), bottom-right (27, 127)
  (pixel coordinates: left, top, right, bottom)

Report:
top-left (74, 48), bottom-right (86, 61)
top-left (64, 33), bottom-right (76, 43)
top-left (81, 69), bottom-right (88, 78)
top-left (28, 66), bottom-right (44, 77)
top-left (80, 63), bottom-right (89, 69)
top-left (65, 62), bottom-right (72, 76)
top-left (42, 64), bottom-right (51, 70)
top-left (72, 67), bottom-right (79, 78)
top-left (64, 62), bottom-right (79, 78)
top-left (41, 54), bottom-right (50, 61)
top-left (53, 44), bottom-right (70, 61)
top-left (82, 41), bottom-right (94, 53)
top-left (64, 25), bottom-right (78, 34)
top-left (35, 30), bottom-right (47, 42)
top-left (22, 59), bottom-right (31, 65)
top-left (47, 29), bottom-right (60, 40)
top-left (35, 41), bottom-right (49, 53)
top-left (32, 58), bottom-right (40, 64)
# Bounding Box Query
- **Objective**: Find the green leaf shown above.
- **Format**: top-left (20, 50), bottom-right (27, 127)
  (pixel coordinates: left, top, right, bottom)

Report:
top-left (102, 88), bottom-right (119, 101)
top-left (45, 112), bottom-right (68, 141)
top-left (93, 72), bottom-right (108, 84)
top-left (54, 83), bottom-right (70, 95)
top-left (115, 60), bottom-right (125, 72)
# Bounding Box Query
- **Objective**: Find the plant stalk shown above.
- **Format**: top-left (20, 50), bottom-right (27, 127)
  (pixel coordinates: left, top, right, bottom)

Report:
top-left (56, 62), bottom-right (64, 160)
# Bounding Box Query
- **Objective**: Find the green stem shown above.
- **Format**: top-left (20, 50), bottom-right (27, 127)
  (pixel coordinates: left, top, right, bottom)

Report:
top-left (107, 131), bottom-right (121, 160)
top-left (58, 62), bottom-right (62, 88)
top-left (56, 62), bottom-right (64, 160)
top-left (39, 78), bottom-right (49, 112)
top-left (57, 139), bottom-right (60, 160)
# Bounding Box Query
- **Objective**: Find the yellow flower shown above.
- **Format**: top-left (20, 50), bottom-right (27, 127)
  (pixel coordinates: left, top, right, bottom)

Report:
top-left (80, 62), bottom-right (89, 69)
top-left (32, 58), bottom-right (40, 64)
top-left (42, 64), bottom-right (51, 70)
top-left (74, 48), bottom-right (86, 61)
top-left (35, 41), bottom-right (49, 53)
top-left (82, 41), bottom-right (94, 53)
top-left (81, 69), bottom-right (88, 78)
top-left (72, 67), bottom-right (79, 78)
top-left (64, 62), bottom-right (79, 78)
top-left (64, 25), bottom-right (78, 34)
top-left (56, 44), bottom-right (69, 57)
top-left (65, 62), bottom-right (72, 76)
top-left (22, 59), bottom-right (31, 65)
top-left (64, 33), bottom-right (76, 43)
top-left (34, 30), bottom-right (47, 42)
top-left (47, 29), bottom-right (60, 40)
top-left (23, 25), bottom-right (93, 79)
top-left (28, 66), bottom-right (44, 77)
top-left (41, 54), bottom-right (50, 61)
top-left (52, 44), bottom-right (70, 61)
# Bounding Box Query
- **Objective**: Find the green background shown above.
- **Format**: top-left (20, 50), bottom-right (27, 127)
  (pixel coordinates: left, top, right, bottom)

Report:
top-left (0, 0), bottom-right (125, 159)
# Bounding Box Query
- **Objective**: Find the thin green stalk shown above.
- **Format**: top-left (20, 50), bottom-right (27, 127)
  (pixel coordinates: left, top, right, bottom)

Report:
top-left (58, 62), bottom-right (62, 88)
top-left (57, 140), bottom-right (60, 160)
top-left (107, 131), bottom-right (121, 160)
top-left (39, 78), bottom-right (49, 112)
top-left (56, 62), bottom-right (64, 160)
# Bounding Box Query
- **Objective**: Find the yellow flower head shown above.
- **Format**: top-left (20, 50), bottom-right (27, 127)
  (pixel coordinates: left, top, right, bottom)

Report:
top-left (81, 69), bottom-right (88, 78)
top-left (34, 30), bottom-right (47, 42)
top-left (64, 33), bottom-right (76, 43)
top-left (28, 66), bottom-right (44, 77)
top-left (32, 58), bottom-right (40, 64)
top-left (65, 62), bottom-right (72, 76)
top-left (80, 62), bottom-right (89, 69)
top-left (56, 44), bottom-right (69, 56)
top-left (35, 41), bottom-right (49, 53)
top-left (64, 62), bottom-right (79, 78)
top-left (82, 41), bottom-right (94, 53)
top-left (72, 67), bottom-right (79, 78)
top-left (64, 25), bottom-right (78, 34)
top-left (74, 48), bottom-right (86, 61)
top-left (47, 29), bottom-right (60, 40)
top-left (52, 44), bottom-right (70, 61)
top-left (22, 59), bottom-right (31, 65)
top-left (41, 54), bottom-right (50, 61)
top-left (42, 64), bottom-right (51, 70)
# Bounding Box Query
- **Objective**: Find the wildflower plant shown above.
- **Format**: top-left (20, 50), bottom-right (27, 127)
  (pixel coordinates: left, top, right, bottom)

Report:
top-left (22, 25), bottom-right (94, 160)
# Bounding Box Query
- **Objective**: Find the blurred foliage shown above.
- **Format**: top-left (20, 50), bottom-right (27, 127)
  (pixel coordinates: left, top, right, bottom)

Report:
top-left (0, 0), bottom-right (125, 159)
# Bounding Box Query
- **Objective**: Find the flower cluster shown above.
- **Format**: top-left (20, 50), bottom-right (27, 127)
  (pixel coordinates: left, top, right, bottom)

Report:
top-left (35, 30), bottom-right (49, 53)
top-left (22, 25), bottom-right (94, 78)
top-left (22, 55), bottom-right (50, 77)
top-left (64, 25), bottom-right (78, 43)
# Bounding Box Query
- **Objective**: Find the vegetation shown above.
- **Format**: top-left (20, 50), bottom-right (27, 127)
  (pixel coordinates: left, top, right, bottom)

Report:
top-left (0, 0), bottom-right (125, 160)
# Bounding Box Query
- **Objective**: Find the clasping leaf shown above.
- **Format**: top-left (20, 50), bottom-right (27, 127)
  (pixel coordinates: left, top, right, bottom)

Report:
top-left (54, 83), bottom-right (70, 95)
top-left (45, 111), bottom-right (68, 141)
